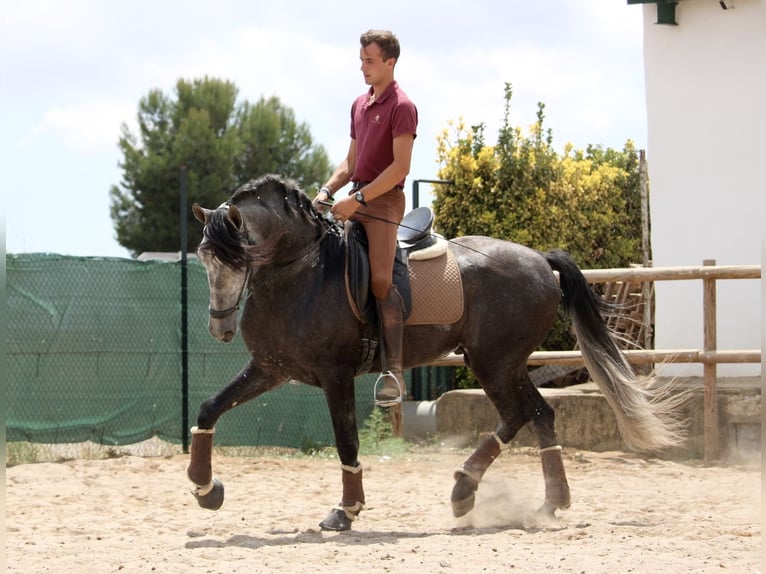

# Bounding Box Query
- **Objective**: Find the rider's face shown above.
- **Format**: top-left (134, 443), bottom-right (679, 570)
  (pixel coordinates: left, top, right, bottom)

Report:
top-left (359, 43), bottom-right (394, 87)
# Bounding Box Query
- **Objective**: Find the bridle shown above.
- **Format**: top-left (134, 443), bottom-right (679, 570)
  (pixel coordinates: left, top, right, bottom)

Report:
top-left (206, 199), bottom-right (333, 320)
top-left (208, 266), bottom-right (250, 320)
top-left (205, 202), bottom-right (252, 321)
top-left (207, 266), bottom-right (250, 320)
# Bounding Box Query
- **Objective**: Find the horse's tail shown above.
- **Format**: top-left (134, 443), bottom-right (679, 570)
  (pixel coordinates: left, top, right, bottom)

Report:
top-left (544, 249), bottom-right (686, 453)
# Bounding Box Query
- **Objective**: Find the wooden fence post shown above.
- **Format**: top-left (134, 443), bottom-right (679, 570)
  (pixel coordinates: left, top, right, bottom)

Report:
top-left (639, 150), bottom-right (654, 365)
top-left (703, 259), bottom-right (719, 461)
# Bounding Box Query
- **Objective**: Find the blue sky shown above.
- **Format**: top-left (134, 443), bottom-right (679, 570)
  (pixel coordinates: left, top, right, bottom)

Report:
top-left (2, 0), bottom-right (647, 258)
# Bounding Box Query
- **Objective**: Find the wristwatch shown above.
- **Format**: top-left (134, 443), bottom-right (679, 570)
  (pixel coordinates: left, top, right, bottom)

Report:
top-left (354, 191), bottom-right (366, 205)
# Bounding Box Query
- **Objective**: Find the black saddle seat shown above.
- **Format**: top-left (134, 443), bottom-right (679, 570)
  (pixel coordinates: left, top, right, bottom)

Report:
top-left (397, 207), bottom-right (434, 248)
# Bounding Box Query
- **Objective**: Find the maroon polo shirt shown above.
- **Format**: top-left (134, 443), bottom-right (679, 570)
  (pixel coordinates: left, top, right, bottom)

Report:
top-left (349, 80), bottom-right (418, 187)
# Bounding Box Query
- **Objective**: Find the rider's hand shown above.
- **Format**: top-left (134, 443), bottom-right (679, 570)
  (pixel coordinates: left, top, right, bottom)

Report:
top-left (312, 187), bottom-right (333, 212)
top-left (329, 194), bottom-right (360, 224)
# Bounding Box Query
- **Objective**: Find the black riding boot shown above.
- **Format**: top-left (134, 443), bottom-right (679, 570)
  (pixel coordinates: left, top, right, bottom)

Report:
top-left (375, 285), bottom-right (405, 407)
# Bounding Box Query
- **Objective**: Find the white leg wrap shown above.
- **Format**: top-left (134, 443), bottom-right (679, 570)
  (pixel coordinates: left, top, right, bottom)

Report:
top-left (453, 465), bottom-right (483, 483)
top-left (332, 501), bottom-right (365, 521)
top-left (190, 426), bottom-right (215, 435)
top-left (340, 463), bottom-right (363, 474)
top-left (539, 445), bottom-right (563, 454)
top-left (193, 481), bottom-right (215, 497)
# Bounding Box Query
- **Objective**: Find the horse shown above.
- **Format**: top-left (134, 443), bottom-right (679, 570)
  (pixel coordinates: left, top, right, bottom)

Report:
top-left (187, 173), bottom-right (684, 531)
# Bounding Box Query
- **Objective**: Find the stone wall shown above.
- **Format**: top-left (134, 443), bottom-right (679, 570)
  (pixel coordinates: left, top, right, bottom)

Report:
top-left (431, 377), bottom-right (761, 460)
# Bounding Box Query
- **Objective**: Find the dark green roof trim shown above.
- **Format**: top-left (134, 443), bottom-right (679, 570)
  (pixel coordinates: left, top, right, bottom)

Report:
top-left (627, 0), bottom-right (678, 26)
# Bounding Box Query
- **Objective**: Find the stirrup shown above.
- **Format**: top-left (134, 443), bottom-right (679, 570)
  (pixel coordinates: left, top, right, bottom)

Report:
top-left (373, 371), bottom-right (404, 407)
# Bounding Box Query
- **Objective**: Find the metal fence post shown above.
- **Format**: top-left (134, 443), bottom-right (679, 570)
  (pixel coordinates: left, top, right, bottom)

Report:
top-left (180, 167), bottom-right (190, 453)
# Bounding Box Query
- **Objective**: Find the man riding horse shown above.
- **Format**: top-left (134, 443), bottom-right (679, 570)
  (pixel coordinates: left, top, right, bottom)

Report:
top-left (312, 29), bottom-right (418, 408)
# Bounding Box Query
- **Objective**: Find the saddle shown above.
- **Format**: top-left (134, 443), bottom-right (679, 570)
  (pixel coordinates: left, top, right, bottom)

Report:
top-left (345, 207), bottom-right (463, 327)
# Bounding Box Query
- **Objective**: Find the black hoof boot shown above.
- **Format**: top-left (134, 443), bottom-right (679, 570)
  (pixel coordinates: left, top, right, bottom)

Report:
top-left (192, 478), bottom-right (225, 510)
top-left (319, 508), bottom-right (353, 531)
top-left (451, 474), bottom-right (479, 518)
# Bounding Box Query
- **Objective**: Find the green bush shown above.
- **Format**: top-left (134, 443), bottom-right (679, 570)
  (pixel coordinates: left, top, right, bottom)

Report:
top-left (433, 83), bottom-right (646, 387)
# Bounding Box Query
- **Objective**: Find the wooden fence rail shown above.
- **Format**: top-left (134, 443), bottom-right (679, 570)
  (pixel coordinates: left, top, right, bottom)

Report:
top-left (428, 262), bottom-right (761, 461)
top-left (435, 348), bottom-right (761, 367)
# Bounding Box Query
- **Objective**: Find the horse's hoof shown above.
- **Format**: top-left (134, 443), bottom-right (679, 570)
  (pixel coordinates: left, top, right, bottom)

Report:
top-left (451, 492), bottom-right (476, 518)
top-left (193, 478), bottom-right (225, 510)
top-left (451, 474), bottom-right (478, 518)
top-left (319, 508), bottom-right (353, 531)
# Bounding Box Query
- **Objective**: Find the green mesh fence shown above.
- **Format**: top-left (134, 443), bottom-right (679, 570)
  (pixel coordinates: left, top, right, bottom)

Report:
top-left (6, 253), bottom-right (381, 448)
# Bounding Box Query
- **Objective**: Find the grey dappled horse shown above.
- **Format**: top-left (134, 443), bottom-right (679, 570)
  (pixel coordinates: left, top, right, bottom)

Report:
top-left (187, 174), bottom-right (683, 531)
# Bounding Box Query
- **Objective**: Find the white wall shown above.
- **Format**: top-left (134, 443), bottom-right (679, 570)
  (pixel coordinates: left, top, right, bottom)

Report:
top-left (642, 0), bottom-right (763, 376)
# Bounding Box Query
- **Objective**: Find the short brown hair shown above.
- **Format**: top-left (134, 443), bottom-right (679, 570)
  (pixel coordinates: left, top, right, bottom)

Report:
top-left (360, 29), bottom-right (400, 62)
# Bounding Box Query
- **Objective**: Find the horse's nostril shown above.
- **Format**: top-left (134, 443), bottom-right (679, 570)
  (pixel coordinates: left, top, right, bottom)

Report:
top-left (222, 331), bottom-right (235, 343)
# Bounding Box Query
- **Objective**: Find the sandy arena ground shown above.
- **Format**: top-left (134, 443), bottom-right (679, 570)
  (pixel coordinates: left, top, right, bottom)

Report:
top-left (5, 446), bottom-right (762, 573)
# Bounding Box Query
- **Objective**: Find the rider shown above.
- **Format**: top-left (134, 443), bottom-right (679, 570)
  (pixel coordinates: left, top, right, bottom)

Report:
top-left (313, 29), bottom-right (418, 407)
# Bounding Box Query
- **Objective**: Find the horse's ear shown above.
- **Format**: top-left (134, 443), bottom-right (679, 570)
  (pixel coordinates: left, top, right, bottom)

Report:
top-left (192, 203), bottom-right (207, 223)
top-left (227, 205), bottom-right (244, 230)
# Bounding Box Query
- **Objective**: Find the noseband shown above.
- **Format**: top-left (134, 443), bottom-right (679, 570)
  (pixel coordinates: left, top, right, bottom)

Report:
top-left (208, 303), bottom-right (240, 320)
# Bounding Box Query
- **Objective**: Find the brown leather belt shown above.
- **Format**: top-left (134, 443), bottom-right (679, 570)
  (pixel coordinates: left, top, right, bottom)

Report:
top-left (351, 181), bottom-right (403, 192)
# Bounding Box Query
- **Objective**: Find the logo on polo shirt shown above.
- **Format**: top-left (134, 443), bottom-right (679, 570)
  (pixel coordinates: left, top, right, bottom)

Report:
top-left (374, 114), bottom-right (381, 124)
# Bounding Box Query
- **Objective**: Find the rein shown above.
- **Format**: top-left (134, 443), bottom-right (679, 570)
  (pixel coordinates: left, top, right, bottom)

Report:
top-left (318, 200), bottom-right (508, 265)
top-left (270, 226), bottom-right (332, 271)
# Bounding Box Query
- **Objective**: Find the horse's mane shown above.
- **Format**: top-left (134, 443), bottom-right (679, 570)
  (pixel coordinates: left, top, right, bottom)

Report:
top-left (230, 174), bottom-right (317, 226)
top-left (203, 174), bottom-right (344, 275)
top-left (201, 208), bottom-right (251, 269)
